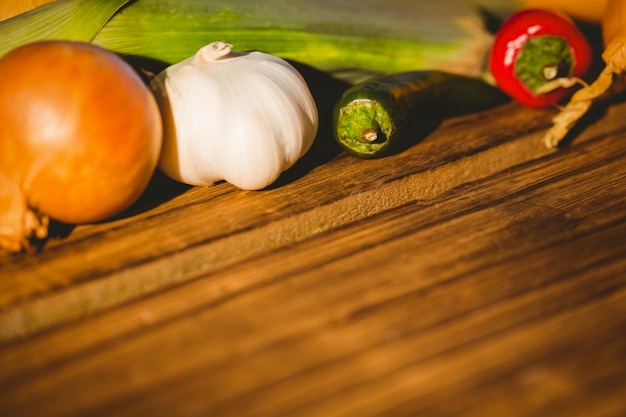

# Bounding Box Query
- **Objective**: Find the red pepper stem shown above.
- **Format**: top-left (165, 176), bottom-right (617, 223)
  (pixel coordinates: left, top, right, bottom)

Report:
top-left (535, 76), bottom-right (588, 95)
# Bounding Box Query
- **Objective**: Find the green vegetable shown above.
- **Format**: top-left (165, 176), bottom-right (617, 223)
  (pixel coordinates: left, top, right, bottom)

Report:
top-left (1, 0), bottom-right (519, 83)
top-left (0, 0), bottom-right (130, 58)
top-left (333, 70), bottom-right (509, 158)
top-left (89, 0), bottom-right (499, 81)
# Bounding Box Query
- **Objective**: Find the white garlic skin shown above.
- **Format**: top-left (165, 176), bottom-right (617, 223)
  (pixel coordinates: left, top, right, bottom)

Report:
top-left (150, 42), bottom-right (319, 190)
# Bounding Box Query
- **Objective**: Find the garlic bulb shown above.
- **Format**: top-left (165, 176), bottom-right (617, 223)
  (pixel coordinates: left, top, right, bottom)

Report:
top-left (149, 41), bottom-right (319, 190)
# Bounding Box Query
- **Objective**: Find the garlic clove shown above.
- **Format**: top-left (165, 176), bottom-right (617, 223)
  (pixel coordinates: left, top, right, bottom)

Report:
top-left (150, 41), bottom-right (319, 190)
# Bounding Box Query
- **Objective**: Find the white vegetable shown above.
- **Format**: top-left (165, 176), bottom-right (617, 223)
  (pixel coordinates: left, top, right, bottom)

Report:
top-left (149, 41), bottom-right (319, 190)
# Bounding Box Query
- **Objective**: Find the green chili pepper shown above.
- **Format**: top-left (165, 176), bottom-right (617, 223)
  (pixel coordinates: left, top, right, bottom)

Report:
top-left (333, 70), bottom-right (509, 158)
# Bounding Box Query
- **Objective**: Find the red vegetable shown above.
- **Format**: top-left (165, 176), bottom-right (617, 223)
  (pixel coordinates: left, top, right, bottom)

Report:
top-left (0, 41), bottom-right (162, 253)
top-left (489, 8), bottom-right (593, 108)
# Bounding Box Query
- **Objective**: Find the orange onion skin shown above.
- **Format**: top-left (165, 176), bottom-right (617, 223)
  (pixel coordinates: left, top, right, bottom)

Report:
top-left (0, 41), bottom-right (162, 252)
top-left (602, 0), bottom-right (626, 46)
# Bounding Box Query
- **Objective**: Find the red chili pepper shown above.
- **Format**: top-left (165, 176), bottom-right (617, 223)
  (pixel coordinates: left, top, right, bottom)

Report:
top-left (489, 8), bottom-right (593, 108)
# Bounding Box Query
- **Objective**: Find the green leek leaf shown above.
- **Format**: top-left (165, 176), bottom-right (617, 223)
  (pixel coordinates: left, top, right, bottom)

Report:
top-left (0, 0), bottom-right (130, 58)
top-left (91, 0), bottom-right (515, 81)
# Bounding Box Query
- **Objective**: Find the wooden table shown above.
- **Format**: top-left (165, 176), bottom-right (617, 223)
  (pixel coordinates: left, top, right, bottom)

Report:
top-left (2, 60), bottom-right (626, 415)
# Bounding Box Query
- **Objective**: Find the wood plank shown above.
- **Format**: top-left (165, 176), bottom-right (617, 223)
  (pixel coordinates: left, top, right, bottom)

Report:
top-left (2, 96), bottom-right (625, 342)
top-left (2, 3), bottom-right (625, 416)
top-left (1, 101), bottom-right (625, 416)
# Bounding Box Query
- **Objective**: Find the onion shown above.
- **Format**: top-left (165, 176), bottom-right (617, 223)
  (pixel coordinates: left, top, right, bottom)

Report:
top-left (0, 41), bottom-right (162, 253)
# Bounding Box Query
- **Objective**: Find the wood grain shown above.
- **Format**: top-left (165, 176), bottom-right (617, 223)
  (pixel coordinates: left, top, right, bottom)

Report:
top-left (1, 83), bottom-right (626, 415)
top-left (0, 101), bottom-right (587, 338)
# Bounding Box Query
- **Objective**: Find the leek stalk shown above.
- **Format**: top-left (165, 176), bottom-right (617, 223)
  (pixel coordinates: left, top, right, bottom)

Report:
top-left (91, 0), bottom-right (502, 80)
top-left (1, 0), bottom-right (519, 81)
top-left (0, 0), bottom-right (130, 57)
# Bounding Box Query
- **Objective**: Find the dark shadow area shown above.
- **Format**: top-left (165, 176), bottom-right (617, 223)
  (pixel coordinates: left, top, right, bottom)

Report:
top-left (112, 169), bottom-right (192, 220)
top-left (40, 220), bottom-right (75, 249)
top-left (440, 76), bottom-right (510, 119)
top-left (476, 6), bottom-right (506, 36)
top-left (556, 86), bottom-right (626, 148)
top-left (555, 104), bottom-right (607, 148)
top-left (270, 60), bottom-right (350, 188)
top-left (383, 114), bottom-right (444, 158)
top-left (120, 53), bottom-right (171, 84)
top-left (576, 21), bottom-right (606, 85)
